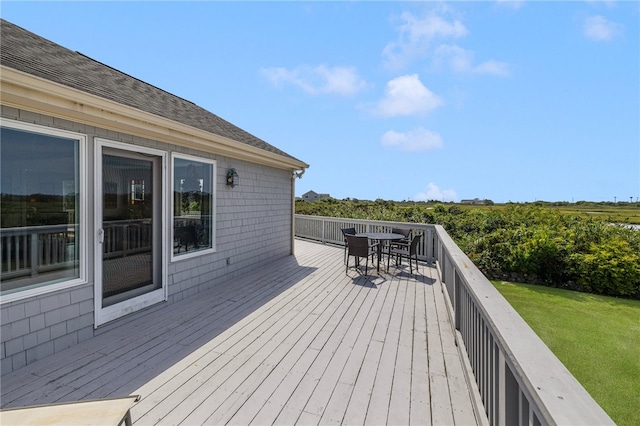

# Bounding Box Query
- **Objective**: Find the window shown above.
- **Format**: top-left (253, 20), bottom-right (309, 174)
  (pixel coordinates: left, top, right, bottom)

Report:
top-left (0, 121), bottom-right (86, 298)
top-left (171, 154), bottom-right (216, 260)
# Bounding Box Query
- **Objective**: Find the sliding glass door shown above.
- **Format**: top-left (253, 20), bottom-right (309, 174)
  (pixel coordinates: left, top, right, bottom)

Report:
top-left (95, 140), bottom-right (166, 326)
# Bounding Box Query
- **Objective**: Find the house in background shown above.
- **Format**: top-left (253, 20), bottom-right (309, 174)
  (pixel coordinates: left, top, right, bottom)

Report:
top-left (301, 190), bottom-right (330, 202)
top-left (460, 198), bottom-right (492, 205)
top-left (0, 19), bottom-right (308, 374)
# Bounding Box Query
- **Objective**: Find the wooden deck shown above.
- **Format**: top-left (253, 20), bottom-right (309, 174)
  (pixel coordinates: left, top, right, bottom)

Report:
top-left (0, 239), bottom-right (479, 425)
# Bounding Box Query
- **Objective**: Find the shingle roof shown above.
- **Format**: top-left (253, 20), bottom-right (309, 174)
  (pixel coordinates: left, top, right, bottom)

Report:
top-left (0, 19), bottom-right (304, 165)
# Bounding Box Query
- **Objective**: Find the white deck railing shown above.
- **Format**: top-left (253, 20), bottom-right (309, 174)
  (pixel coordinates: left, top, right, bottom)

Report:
top-left (102, 219), bottom-right (152, 259)
top-left (295, 214), bottom-right (614, 426)
top-left (295, 215), bottom-right (437, 262)
top-left (0, 220), bottom-right (151, 281)
top-left (1, 224), bottom-right (77, 280)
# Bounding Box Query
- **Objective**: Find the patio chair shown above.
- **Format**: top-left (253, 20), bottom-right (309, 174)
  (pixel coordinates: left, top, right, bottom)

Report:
top-left (387, 228), bottom-right (412, 263)
top-left (389, 227), bottom-right (411, 249)
top-left (388, 234), bottom-right (421, 275)
top-left (346, 234), bottom-right (379, 276)
top-left (341, 227), bottom-right (357, 264)
top-left (174, 225), bottom-right (197, 252)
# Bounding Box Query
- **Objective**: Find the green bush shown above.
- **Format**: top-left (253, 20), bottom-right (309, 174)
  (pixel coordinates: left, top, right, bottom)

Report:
top-left (513, 229), bottom-right (569, 284)
top-left (570, 239), bottom-right (640, 297)
top-left (296, 199), bottom-right (640, 299)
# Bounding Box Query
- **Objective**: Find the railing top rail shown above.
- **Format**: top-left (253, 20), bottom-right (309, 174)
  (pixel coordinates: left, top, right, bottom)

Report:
top-left (295, 214), bottom-right (436, 230)
top-left (0, 224), bottom-right (75, 234)
top-left (433, 225), bottom-right (613, 425)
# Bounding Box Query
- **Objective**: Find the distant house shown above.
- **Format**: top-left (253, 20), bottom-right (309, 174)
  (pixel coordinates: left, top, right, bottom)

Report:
top-left (301, 190), bottom-right (330, 202)
top-left (0, 19), bottom-right (308, 374)
top-left (460, 198), bottom-right (492, 205)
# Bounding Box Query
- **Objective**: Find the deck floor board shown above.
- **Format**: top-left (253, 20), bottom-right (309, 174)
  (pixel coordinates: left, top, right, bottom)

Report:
top-left (1, 239), bottom-right (479, 425)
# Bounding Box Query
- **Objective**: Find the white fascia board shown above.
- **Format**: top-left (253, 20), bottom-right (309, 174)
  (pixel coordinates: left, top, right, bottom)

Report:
top-left (1, 66), bottom-right (308, 171)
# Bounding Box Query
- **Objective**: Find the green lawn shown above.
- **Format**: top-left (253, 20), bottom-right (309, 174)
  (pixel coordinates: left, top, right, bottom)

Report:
top-left (492, 281), bottom-right (640, 426)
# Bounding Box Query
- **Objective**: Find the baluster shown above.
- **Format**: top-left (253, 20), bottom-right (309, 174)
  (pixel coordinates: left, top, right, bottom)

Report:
top-left (7, 235), bottom-right (13, 273)
top-left (31, 232), bottom-right (38, 276)
top-left (22, 233), bottom-right (28, 271)
top-left (2, 235), bottom-right (9, 273)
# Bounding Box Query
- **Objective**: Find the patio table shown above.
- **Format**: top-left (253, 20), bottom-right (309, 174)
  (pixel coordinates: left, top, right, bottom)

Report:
top-left (355, 232), bottom-right (405, 273)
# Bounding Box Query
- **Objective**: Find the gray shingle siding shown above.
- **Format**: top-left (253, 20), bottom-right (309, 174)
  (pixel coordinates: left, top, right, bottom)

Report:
top-left (1, 105), bottom-right (294, 374)
top-left (1, 19), bottom-right (303, 374)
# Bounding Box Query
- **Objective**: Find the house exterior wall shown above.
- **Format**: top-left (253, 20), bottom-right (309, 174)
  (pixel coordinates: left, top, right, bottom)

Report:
top-left (1, 107), bottom-right (294, 374)
top-left (302, 191), bottom-right (330, 202)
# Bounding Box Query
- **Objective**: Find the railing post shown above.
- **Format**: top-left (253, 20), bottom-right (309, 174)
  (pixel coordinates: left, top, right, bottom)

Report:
top-left (454, 270), bottom-right (461, 332)
top-left (30, 232), bottom-right (38, 277)
top-left (441, 249), bottom-right (447, 285)
top-left (123, 225), bottom-right (129, 256)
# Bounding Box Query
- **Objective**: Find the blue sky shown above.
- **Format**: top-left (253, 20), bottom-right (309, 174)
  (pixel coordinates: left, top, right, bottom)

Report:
top-left (2, 1), bottom-right (639, 203)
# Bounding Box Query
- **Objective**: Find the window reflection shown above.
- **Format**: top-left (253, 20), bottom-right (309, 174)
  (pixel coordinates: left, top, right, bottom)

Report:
top-left (1, 126), bottom-right (81, 295)
top-left (173, 156), bottom-right (215, 256)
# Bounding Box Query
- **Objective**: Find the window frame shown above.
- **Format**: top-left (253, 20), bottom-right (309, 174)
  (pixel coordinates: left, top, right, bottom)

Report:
top-left (170, 153), bottom-right (217, 262)
top-left (0, 119), bottom-right (88, 304)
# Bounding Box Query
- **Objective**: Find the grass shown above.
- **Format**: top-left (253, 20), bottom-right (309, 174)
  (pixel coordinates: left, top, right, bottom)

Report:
top-left (456, 202), bottom-right (640, 224)
top-left (492, 281), bottom-right (640, 426)
top-left (558, 204), bottom-right (640, 225)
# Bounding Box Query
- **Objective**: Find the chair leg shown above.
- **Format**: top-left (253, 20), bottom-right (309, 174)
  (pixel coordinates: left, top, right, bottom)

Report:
top-left (346, 255), bottom-right (358, 274)
top-left (409, 254), bottom-right (418, 275)
top-left (388, 251), bottom-right (408, 271)
top-left (387, 249), bottom-right (397, 271)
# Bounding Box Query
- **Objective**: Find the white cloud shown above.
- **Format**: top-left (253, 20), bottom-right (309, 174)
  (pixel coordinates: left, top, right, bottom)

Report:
top-left (434, 44), bottom-right (473, 73)
top-left (583, 15), bottom-right (623, 41)
top-left (473, 60), bottom-right (510, 77)
top-left (414, 182), bottom-right (457, 202)
top-left (434, 44), bottom-right (510, 76)
top-left (260, 65), bottom-right (367, 96)
top-left (373, 74), bottom-right (443, 117)
top-left (494, 0), bottom-right (525, 10)
top-left (383, 11), bottom-right (468, 69)
top-left (381, 127), bottom-right (443, 152)
top-left (383, 10), bottom-right (510, 77)
top-left (585, 0), bottom-right (617, 9)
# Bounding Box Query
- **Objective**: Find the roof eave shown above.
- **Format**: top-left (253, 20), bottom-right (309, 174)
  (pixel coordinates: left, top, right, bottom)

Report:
top-left (1, 66), bottom-right (309, 171)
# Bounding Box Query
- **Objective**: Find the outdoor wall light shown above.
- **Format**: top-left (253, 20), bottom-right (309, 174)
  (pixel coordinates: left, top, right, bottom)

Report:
top-left (226, 168), bottom-right (239, 188)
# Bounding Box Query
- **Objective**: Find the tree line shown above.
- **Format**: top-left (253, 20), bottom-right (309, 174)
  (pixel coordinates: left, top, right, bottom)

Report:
top-left (296, 198), bottom-right (640, 299)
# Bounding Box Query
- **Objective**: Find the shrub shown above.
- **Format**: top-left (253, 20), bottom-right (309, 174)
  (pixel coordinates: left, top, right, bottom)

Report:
top-left (570, 239), bottom-right (640, 297)
top-left (296, 200), bottom-right (640, 299)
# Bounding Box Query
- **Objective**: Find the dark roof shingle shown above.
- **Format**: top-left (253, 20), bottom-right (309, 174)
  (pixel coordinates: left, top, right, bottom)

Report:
top-left (0, 19), bottom-right (303, 164)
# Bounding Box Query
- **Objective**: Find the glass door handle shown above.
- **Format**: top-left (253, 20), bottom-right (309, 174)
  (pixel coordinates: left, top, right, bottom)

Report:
top-left (98, 228), bottom-right (104, 244)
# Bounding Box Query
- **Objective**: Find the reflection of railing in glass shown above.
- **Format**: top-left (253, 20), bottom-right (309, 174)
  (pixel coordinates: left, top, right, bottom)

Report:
top-left (174, 216), bottom-right (212, 254)
top-left (102, 219), bottom-right (154, 300)
top-left (102, 219), bottom-right (152, 259)
top-left (1, 224), bottom-right (78, 292)
top-left (172, 157), bottom-right (214, 257)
